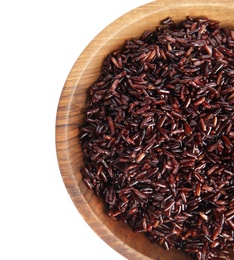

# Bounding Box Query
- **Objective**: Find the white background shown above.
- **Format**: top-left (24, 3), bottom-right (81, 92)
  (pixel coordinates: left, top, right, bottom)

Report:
top-left (0, 1), bottom-right (152, 260)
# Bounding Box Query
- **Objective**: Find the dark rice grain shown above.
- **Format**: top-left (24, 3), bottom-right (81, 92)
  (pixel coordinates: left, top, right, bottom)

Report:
top-left (79, 16), bottom-right (234, 260)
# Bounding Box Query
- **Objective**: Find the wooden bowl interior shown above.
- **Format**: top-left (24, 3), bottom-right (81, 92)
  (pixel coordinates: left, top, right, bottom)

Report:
top-left (56, 1), bottom-right (234, 259)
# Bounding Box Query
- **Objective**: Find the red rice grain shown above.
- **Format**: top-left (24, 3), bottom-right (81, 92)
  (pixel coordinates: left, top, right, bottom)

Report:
top-left (79, 16), bottom-right (234, 260)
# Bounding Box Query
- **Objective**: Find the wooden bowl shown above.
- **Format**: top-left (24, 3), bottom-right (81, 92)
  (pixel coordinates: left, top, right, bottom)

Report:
top-left (56, 0), bottom-right (234, 259)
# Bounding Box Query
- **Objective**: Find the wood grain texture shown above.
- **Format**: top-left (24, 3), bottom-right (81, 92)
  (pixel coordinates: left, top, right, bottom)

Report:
top-left (56, 0), bottom-right (234, 259)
